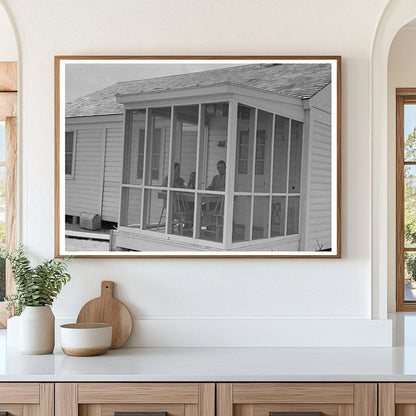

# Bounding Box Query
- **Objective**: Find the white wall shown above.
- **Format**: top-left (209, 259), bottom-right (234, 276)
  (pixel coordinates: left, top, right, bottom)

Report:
top-left (387, 26), bottom-right (416, 312)
top-left (0, 3), bottom-right (16, 61)
top-left (0, 0), bottom-right (394, 347)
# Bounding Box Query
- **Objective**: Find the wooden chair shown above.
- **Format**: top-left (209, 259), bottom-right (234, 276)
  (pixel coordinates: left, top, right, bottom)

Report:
top-left (173, 193), bottom-right (194, 235)
top-left (157, 191), bottom-right (167, 230)
top-left (203, 196), bottom-right (224, 241)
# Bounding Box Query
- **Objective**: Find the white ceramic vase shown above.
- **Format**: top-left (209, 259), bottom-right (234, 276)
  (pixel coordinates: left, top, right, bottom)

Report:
top-left (19, 306), bottom-right (55, 354)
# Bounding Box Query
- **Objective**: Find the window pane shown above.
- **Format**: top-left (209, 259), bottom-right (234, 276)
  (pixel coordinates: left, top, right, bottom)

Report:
top-left (235, 105), bottom-right (255, 192)
top-left (252, 196), bottom-right (270, 240)
top-left (272, 115), bottom-right (289, 193)
top-left (124, 109), bottom-right (146, 184)
top-left (65, 154), bottom-right (73, 175)
top-left (0, 122), bottom-right (5, 163)
top-left (271, 196), bottom-right (286, 237)
top-left (65, 131), bottom-right (74, 152)
top-left (287, 196), bottom-right (300, 235)
top-left (136, 129), bottom-right (145, 179)
top-left (233, 195), bottom-right (251, 242)
top-left (254, 110), bottom-right (273, 193)
top-left (65, 131), bottom-right (74, 175)
top-left (119, 187), bottom-right (142, 228)
top-left (167, 190), bottom-right (195, 238)
top-left (170, 105), bottom-right (198, 190)
top-left (405, 165), bottom-right (416, 247)
top-left (405, 252), bottom-right (416, 301)
top-left (142, 189), bottom-right (167, 233)
top-left (147, 108), bottom-right (171, 186)
top-left (405, 104), bottom-right (416, 162)
top-left (198, 193), bottom-right (224, 242)
top-left (199, 103), bottom-right (229, 191)
top-left (0, 125), bottom-right (5, 300)
top-left (0, 166), bottom-right (4, 245)
top-left (288, 120), bottom-right (303, 193)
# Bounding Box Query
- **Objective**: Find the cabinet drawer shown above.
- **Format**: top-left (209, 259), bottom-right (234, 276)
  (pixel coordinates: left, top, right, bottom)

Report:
top-left (218, 383), bottom-right (376, 416)
top-left (56, 383), bottom-right (215, 416)
top-left (0, 383), bottom-right (53, 415)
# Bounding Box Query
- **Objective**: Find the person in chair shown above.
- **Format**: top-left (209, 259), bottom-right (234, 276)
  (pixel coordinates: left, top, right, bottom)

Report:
top-left (163, 162), bottom-right (185, 188)
top-left (207, 160), bottom-right (226, 191)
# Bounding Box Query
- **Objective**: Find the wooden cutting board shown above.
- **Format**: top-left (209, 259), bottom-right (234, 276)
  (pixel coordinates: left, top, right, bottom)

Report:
top-left (76, 281), bottom-right (133, 349)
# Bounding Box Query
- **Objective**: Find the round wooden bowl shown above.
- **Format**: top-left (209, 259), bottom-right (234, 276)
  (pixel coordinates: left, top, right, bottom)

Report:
top-left (60, 323), bottom-right (112, 357)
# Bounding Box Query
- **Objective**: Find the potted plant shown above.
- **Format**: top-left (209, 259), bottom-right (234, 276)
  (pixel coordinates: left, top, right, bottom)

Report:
top-left (4, 246), bottom-right (71, 354)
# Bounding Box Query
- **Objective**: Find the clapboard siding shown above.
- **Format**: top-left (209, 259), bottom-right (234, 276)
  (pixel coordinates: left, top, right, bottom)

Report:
top-left (65, 128), bottom-right (103, 216)
top-left (65, 119), bottom-right (124, 222)
top-left (304, 86), bottom-right (332, 251)
top-left (102, 126), bottom-right (123, 221)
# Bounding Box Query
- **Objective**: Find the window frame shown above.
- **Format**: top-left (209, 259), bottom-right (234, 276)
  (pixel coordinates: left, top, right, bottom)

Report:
top-left (0, 62), bottom-right (17, 327)
top-left (396, 89), bottom-right (416, 311)
top-left (64, 130), bottom-right (76, 179)
top-left (119, 96), bottom-right (305, 250)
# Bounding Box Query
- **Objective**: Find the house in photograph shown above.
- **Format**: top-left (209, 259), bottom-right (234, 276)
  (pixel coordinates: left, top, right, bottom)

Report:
top-left (65, 63), bottom-right (333, 252)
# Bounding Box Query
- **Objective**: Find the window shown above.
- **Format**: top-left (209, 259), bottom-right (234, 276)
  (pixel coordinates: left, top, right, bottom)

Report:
top-left (121, 103), bottom-right (228, 243)
top-left (65, 131), bottom-right (76, 177)
top-left (397, 90), bottom-right (416, 311)
top-left (255, 130), bottom-right (266, 175)
top-left (232, 104), bottom-right (303, 243)
top-left (237, 131), bottom-right (249, 174)
top-left (137, 128), bottom-right (163, 182)
top-left (0, 62), bottom-right (17, 326)
top-left (119, 100), bottom-right (303, 250)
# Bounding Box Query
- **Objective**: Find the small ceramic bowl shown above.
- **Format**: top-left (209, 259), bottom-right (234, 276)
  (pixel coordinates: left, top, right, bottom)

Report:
top-left (60, 323), bottom-right (112, 356)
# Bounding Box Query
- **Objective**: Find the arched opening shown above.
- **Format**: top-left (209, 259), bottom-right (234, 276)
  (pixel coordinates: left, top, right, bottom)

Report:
top-left (371, 1), bottom-right (416, 320)
top-left (388, 18), bottom-right (416, 313)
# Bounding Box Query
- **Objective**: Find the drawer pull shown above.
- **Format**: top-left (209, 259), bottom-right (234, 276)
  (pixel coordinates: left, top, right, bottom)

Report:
top-left (270, 413), bottom-right (323, 416)
top-left (115, 412), bottom-right (168, 416)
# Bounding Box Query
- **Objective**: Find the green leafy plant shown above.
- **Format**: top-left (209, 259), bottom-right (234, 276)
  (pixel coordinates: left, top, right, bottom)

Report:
top-left (3, 246), bottom-right (71, 316)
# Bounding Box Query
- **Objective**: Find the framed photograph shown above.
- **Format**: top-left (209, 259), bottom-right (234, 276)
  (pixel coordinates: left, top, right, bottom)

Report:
top-left (55, 56), bottom-right (341, 258)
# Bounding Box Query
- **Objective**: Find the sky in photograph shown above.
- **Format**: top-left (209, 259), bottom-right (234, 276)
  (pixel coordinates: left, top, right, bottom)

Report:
top-left (65, 62), bottom-right (241, 103)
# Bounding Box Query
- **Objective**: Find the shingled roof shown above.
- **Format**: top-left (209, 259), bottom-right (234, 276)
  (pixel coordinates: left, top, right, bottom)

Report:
top-left (66, 63), bottom-right (331, 118)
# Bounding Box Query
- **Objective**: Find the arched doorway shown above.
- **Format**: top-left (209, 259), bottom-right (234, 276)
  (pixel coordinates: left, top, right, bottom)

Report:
top-left (371, 0), bottom-right (416, 318)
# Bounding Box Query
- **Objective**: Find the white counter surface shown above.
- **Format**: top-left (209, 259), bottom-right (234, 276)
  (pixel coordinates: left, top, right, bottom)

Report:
top-left (2, 313), bottom-right (416, 382)
top-left (2, 345), bottom-right (416, 382)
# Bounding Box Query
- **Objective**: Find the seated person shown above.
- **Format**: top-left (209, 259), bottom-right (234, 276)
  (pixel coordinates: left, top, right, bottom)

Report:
top-left (203, 161), bottom-right (226, 229)
top-left (187, 171), bottom-right (196, 189)
top-left (162, 162), bottom-right (185, 188)
top-left (207, 160), bottom-right (226, 191)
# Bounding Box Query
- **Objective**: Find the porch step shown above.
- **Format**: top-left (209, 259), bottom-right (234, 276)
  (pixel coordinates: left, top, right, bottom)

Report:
top-left (65, 230), bottom-right (110, 241)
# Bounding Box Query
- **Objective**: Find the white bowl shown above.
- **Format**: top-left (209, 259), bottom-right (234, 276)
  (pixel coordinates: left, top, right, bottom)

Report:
top-left (60, 323), bottom-right (112, 356)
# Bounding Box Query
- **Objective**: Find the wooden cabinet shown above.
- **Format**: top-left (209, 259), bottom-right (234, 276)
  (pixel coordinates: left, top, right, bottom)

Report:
top-left (0, 383), bottom-right (53, 415)
top-left (379, 383), bottom-right (416, 416)
top-left (55, 383), bottom-right (215, 416)
top-left (2, 380), bottom-right (414, 416)
top-left (217, 383), bottom-right (377, 416)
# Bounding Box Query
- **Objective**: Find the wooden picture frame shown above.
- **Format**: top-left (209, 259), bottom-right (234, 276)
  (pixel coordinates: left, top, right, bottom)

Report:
top-left (55, 56), bottom-right (341, 258)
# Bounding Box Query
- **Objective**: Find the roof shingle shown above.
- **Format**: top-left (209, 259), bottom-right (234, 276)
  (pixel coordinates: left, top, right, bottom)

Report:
top-left (66, 63), bottom-right (331, 118)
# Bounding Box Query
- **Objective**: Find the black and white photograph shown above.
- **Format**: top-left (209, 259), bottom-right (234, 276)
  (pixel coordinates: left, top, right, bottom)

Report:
top-left (56, 57), bottom-right (340, 257)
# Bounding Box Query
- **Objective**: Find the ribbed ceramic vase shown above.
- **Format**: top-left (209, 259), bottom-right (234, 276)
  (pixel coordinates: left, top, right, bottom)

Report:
top-left (19, 306), bottom-right (55, 354)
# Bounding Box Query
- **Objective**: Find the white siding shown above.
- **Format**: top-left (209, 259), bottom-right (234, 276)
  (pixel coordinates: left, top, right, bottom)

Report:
top-left (102, 126), bottom-right (123, 222)
top-left (66, 119), bottom-right (124, 223)
top-left (65, 127), bottom-right (104, 217)
top-left (303, 84), bottom-right (332, 251)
